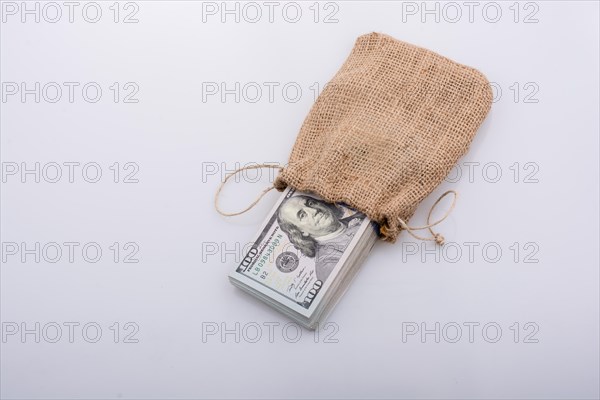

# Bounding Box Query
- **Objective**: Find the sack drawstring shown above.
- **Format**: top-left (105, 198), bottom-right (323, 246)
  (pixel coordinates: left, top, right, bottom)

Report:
top-left (214, 165), bottom-right (457, 246)
top-left (397, 190), bottom-right (457, 245)
top-left (214, 164), bottom-right (283, 217)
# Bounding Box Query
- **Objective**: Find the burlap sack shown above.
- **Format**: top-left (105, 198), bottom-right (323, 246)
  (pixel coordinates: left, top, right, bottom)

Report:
top-left (274, 32), bottom-right (493, 242)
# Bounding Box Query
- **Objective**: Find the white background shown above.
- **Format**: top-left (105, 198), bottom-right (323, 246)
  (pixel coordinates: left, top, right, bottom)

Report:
top-left (1, 1), bottom-right (599, 399)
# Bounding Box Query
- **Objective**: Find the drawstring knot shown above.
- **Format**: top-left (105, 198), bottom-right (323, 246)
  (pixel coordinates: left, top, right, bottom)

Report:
top-left (397, 190), bottom-right (457, 246)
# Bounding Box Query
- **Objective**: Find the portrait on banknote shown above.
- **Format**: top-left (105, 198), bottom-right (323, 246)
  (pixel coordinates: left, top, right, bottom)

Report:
top-left (233, 188), bottom-right (369, 310)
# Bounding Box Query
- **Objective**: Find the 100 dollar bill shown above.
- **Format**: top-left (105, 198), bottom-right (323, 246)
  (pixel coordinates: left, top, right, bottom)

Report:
top-left (230, 187), bottom-right (372, 318)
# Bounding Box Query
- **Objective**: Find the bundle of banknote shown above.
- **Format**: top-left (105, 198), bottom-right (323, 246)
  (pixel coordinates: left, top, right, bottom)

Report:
top-left (229, 187), bottom-right (379, 329)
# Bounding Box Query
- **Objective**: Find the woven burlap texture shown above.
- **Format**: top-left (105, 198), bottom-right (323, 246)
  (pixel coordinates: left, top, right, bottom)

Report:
top-left (274, 32), bottom-right (493, 242)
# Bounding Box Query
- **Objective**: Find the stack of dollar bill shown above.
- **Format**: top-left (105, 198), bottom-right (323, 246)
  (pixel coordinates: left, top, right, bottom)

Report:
top-left (229, 187), bottom-right (379, 329)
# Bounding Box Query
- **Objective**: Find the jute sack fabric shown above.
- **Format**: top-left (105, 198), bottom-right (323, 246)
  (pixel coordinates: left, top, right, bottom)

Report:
top-left (273, 32), bottom-right (493, 242)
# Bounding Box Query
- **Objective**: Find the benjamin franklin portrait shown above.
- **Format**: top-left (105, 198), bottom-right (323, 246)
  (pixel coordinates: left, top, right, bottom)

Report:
top-left (276, 194), bottom-right (365, 282)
